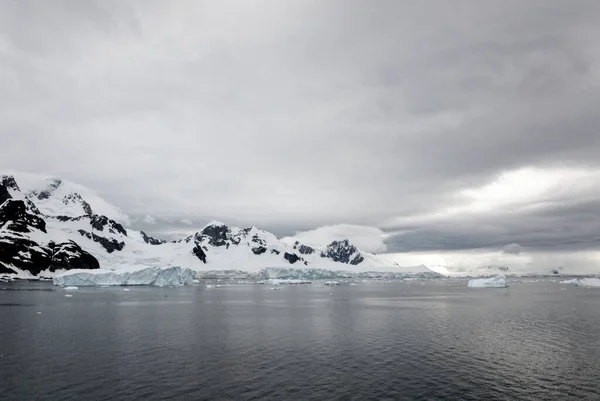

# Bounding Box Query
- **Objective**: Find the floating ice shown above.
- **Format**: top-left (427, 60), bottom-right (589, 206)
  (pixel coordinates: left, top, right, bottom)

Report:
top-left (53, 266), bottom-right (194, 287)
top-left (267, 279), bottom-right (312, 285)
top-left (575, 278), bottom-right (600, 287)
top-left (63, 286), bottom-right (79, 291)
top-left (65, 294), bottom-right (73, 297)
top-left (467, 275), bottom-right (509, 288)
top-left (324, 281), bottom-right (339, 286)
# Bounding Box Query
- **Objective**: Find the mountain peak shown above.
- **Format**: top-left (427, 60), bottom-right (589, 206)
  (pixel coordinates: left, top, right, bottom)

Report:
top-left (2, 172), bottom-right (129, 224)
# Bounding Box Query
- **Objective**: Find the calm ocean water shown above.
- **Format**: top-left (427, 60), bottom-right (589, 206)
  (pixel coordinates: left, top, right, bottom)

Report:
top-left (1, 279), bottom-right (599, 400)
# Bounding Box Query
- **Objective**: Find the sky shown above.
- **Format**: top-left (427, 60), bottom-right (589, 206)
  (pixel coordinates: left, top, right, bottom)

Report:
top-left (2, 1), bottom-right (600, 272)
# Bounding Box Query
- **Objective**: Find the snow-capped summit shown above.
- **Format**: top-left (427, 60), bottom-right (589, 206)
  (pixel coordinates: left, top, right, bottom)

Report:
top-left (5, 172), bottom-right (129, 224)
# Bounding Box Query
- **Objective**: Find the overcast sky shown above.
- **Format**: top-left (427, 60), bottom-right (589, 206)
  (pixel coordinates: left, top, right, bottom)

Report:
top-left (2, 0), bottom-right (600, 263)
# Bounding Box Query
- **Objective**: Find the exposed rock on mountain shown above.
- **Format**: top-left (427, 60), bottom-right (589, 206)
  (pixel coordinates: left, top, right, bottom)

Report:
top-left (140, 231), bottom-right (166, 245)
top-left (320, 239), bottom-right (364, 265)
top-left (77, 230), bottom-right (125, 253)
top-left (284, 252), bottom-right (301, 264)
top-left (293, 241), bottom-right (315, 255)
top-left (192, 243), bottom-right (207, 263)
top-left (0, 199), bottom-right (47, 234)
top-left (90, 215), bottom-right (127, 236)
top-left (48, 240), bottom-right (100, 271)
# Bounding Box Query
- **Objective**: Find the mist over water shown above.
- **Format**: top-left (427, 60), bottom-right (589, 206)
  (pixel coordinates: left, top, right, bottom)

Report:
top-left (1, 280), bottom-right (599, 400)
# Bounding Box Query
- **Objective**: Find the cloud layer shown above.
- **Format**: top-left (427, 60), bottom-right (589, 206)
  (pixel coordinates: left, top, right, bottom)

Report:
top-left (2, 1), bottom-right (600, 261)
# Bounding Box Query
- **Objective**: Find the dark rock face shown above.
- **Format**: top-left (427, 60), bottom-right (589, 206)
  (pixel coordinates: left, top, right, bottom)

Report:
top-left (293, 241), bottom-right (314, 255)
top-left (0, 200), bottom-right (47, 234)
top-left (1, 175), bottom-right (20, 192)
top-left (271, 249), bottom-right (280, 255)
top-left (90, 215), bottom-right (128, 236)
top-left (252, 234), bottom-right (266, 246)
top-left (62, 192), bottom-right (93, 216)
top-left (48, 240), bottom-right (100, 272)
top-left (201, 224), bottom-right (231, 247)
top-left (320, 239), bottom-right (364, 265)
top-left (140, 231), bottom-right (166, 245)
top-left (78, 230), bottom-right (125, 253)
top-left (298, 244), bottom-right (314, 255)
top-left (0, 235), bottom-right (52, 275)
top-left (0, 180), bottom-right (12, 206)
top-left (284, 252), bottom-right (300, 264)
top-left (252, 246), bottom-right (267, 255)
top-left (192, 244), bottom-right (207, 263)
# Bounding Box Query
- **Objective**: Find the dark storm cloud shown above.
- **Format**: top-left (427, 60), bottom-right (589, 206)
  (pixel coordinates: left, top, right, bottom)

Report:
top-left (1, 0), bottom-right (600, 252)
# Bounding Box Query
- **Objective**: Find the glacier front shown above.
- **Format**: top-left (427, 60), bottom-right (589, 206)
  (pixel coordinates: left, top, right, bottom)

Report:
top-left (53, 266), bottom-right (194, 287)
top-left (467, 275), bottom-right (509, 288)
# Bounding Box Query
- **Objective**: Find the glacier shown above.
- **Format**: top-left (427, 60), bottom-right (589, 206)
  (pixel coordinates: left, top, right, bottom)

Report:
top-left (467, 275), bottom-right (510, 288)
top-left (53, 266), bottom-right (194, 287)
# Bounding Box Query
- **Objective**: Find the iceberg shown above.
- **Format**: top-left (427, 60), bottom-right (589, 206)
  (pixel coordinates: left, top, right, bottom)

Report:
top-left (267, 279), bottom-right (312, 285)
top-left (467, 275), bottom-right (509, 288)
top-left (575, 278), bottom-right (600, 287)
top-left (53, 266), bottom-right (194, 287)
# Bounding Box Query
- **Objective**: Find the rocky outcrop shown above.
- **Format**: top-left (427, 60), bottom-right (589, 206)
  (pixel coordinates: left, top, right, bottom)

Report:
top-left (140, 231), bottom-right (166, 245)
top-left (0, 179), bottom-right (12, 205)
top-left (200, 224), bottom-right (232, 247)
top-left (0, 199), bottom-right (47, 234)
top-left (284, 252), bottom-right (300, 264)
top-left (62, 192), bottom-right (93, 216)
top-left (192, 243), bottom-right (207, 263)
top-left (252, 246), bottom-right (267, 255)
top-left (90, 214), bottom-right (128, 236)
top-left (320, 239), bottom-right (364, 265)
top-left (77, 229), bottom-right (125, 253)
top-left (0, 235), bottom-right (52, 275)
top-left (48, 240), bottom-right (100, 271)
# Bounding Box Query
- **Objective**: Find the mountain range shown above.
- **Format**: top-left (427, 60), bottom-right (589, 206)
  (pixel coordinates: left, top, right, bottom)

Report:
top-left (1, 173), bottom-right (433, 279)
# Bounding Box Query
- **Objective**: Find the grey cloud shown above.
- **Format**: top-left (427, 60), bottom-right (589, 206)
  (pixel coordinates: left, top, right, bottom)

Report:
top-left (502, 244), bottom-right (522, 255)
top-left (1, 1), bottom-right (600, 252)
top-left (385, 198), bottom-right (600, 253)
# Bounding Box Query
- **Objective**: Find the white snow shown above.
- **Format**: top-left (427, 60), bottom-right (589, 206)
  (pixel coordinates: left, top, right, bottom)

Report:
top-left (575, 278), bottom-right (600, 287)
top-left (467, 275), bottom-right (509, 288)
top-left (53, 266), bottom-right (194, 287)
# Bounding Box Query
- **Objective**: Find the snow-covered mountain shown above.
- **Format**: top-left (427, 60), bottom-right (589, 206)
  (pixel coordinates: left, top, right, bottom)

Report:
top-left (7, 172), bottom-right (130, 223)
top-left (0, 174), bottom-right (436, 279)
